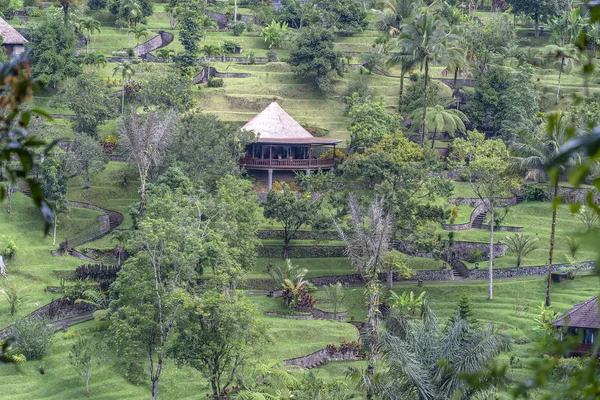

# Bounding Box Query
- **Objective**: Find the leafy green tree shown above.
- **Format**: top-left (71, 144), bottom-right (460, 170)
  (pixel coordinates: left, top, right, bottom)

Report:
top-left (68, 337), bottom-right (107, 394)
top-left (111, 231), bottom-right (128, 266)
top-left (58, 74), bottom-right (119, 136)
top-left (41, 157), bottom-right (70, 246)
top-left (382, 249), bottom-right (413, 288)
top-left (410, 104), bottom-right (468, 149)
top-left (0, 283), bottom-right (26, 316)
top-left (262, 20), bottom-right (289, 49)
top-left (451, 130), bottom-right (521, 300)
top-left (72, 132), bottom-right (107, 189)
top-left (464, 66), bottom-right (539, 141)
top-left (389, 5), bottom-right (463, 146)
top-left (119, 109), bottom-right (177, 216)
top-left (507, 0), bottom-right (559, 38)
top-left (29, 17), bottom-right (82, 88)
top-left (167, 112), bottom-right (254, 188)
top-left (134, 68), bottom-right (195, 112)
top-left (378, 305), bottom-right (511, 399)
top-left (108, 0), bottom-right (153, 26)
top-left (315, 0), bottom-right (368, 32)
top-left (289, 26), bottom-right (343, 93)
top-left (83, 53), bottom-right (108, 70)
top-left (113, 61), bottom-right (136, 115)
top-left (505, 233), bottom-right (539, 270)
top-left (388, 289), bottom-right (426, 315)
top-left (453, 292), bottom-right (478, 325)
top-left (120, 0), bottom-right (142, 48)
top-left (169, 290), bottom-right (268, 398)
top-left (263, 183), bottom-right (319, 259)
top-left (177, 0), bottom-right (204, 70)
top-left (543, 44), bottom-right (579, 106)
top-left (347, 93), bottom-right (402, 151)
top-left (198, 14), bottom-right (216, 45)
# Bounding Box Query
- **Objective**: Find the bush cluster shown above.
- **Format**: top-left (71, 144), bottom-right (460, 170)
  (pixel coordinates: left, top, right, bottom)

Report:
top-left (467, 248), bottom-right (483, 263)
top-left (207, 78), bottom-right (224, 88)
top-left (523, 183), bottom-right (549, 202)
top-left (13, 317), bottom-right (55, 360)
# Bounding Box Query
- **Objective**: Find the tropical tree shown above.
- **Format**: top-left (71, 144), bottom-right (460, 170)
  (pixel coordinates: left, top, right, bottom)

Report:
top-left (374, 0), bottom-right (419, 35)
top-left (335, 196), bottom-right (393, 400)
top-left (390, 6), bottom-right (463, 146)
top-left (410, 104), bottom-right (468, 149)
top-left (41, 157), bottom-right (70, 246)
top-left (68, 337), bottom-right (107, 395)
top-left (575, 205), bottom-right (599, 232)
top-left (0, 283), bottom-right (26, 316)
top-left (262, 20), bottom-right (289, 49)
top-left (83, 53), bottom-right (107, 70)
top-left (119, 109), bottom-right (178, 216)
top-left (120, 0), bottom-right (142, 48)
top-left (505, 233), bottom-right (539, 271)
top-left (378, 305), bottom-right (512, 399)
top-left (544, 44), bottom-right (579, 105)
top-left (133, 25), bottom-right (148, 48)
top-left (268, 259), bottom-right (308, 287)
top-left (80, 17), bottom-right (101, 56)
top-left (111, 231), bottom-right (128, 266)
top-left (387, 290), bottom-right (426, 316)
top-left (324, 282), bottom-right (348, 320)
top-left (199, 14), bottom-right (217, 45)
top-left (112, 61), bottom-right (136, 115)
top-left (156, 48), bottom-right (174, 66)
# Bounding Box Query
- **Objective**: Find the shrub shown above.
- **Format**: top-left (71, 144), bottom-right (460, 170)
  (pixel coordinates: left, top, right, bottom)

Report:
top-left (88, 0), bottom-right (107, 10)
top-left (467, 248), bottom-right (483, 263)
top-left (23, 0), bottom-right (38, 8)
top-left (111, 50), bottom-right (128, 57)
top-left (267, 50), bottom-right (279, 62)
top-left (207, 78), bottom-right (224, 88)
top-left (13, 317), bottom-right (55, 360)
top-left (2, 237), bottom-right (17, 260)
top-left (319, 149), bottom-right (345, 161)
top-left (245, 21), bottom-right (256, 32)
top-left (126, 48), bottom-right (135, 57)
top-left (249, 51), bottom-right (256, 65)
top-left (231, 22), bottom-right (245, 36)
top-left (523, 183), bottom-right (548, 202)
top-left (222, 40), bottom-right (240, 54)
top-left (553, 357), bottom-right (584, 382)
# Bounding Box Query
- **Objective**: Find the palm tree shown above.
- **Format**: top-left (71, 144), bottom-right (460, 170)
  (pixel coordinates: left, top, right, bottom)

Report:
top-left (378, 306), bottom-right (511, 399)
top-left (410, 104), bottom-right (468, 149)
top-left (511, 112), bottom-right (580, 307)
top-left (199, 15), bottom-right (217, 45)
top-left (133, 26), bottom-right (149, 49)
top-left (375, 0), bottom-right (420, 35)
top-left (505, 233), bottom-right (539, 271)
top-left (112, 61), bottom-right (136, 115)
top-left (267, 259), bottom-right (308, 287)
top-left (84, 53), bottom-right (107, 70)
top-left (544, 44), bottom-right (579, 106)
top-left (120, 0), bottom-right (142, 49)
top-left (155, 48), bottom-right (174, 66)
top-left (80, 17), bottom-right (101, 56)
top-left (111, 231), bottom-right (128, 266)
top-left (390, 6), bottom-right (463, 146)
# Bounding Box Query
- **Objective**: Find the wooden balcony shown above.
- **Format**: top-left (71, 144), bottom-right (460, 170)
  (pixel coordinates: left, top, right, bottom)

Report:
top-left (240, 157), bottom-right (335, 170)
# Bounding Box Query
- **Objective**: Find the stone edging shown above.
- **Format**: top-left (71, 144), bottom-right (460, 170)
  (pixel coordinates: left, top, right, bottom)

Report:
top-left (264, 309), bottom-right (348, 321)
top-left (284, 347), bottom-right (360, 369)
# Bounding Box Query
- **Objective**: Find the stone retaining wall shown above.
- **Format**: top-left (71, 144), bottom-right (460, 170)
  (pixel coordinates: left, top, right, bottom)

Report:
top-left (469, 261), bottom-right (596, 279)
top-left (480, 224), bottom-right (524, 232)
top-left (449, 197), bottom-right (517, 207)
top-left (284, 348), bottom-right (359, 369)
top-left (550, 187), bottom-right (600, 204)
top-left (193, 66), bottom-right (251, 83)
top-left (258, 245), bottom-right (346, 258)
top-left (442, 222), bottom-right (472, 231)
top-left (447, 241), bottom-right (508, 261)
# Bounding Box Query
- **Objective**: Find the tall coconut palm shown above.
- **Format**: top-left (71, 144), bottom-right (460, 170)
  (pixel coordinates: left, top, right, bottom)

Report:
top-left (111, 231), bottom-right (128, 266)
top-left (410, 104), bottom-right (468, 149)
top-left (199, 15), bottom-right (217, 45)
top-left (544, 44), bottom-right (579, 105)
top-left (120, 0), bottom-right (142, 49)
top-left (505, 233), bottom-right (539, 271)
top-left (112, 61), bottom-right (136, 115)
top-left (133, 26), bottom-right (149, 49)
top-left (375, 0), bottom-right (421, 36)
top-left (80, 17), bottom-right (101, 56)
top-left (389, 6), bottom-right (463, 146)
top-left (378, 306), bottom-right (512, 399)
top-left (511, 112), bottom-right (581, 306)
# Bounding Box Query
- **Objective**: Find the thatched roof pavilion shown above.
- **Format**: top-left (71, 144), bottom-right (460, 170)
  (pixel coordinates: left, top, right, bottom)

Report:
top-left (240, 101), bottom-right (341, 189)
top-left (0, 17), bottom-right (27, 56)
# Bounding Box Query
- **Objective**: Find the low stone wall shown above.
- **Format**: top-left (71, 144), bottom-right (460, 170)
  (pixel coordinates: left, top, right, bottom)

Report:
top-left (414, 269), bottom-right (454, 280)
top-left (449, 197), bottom-right (517, 207)
top-left (258, 245), bottom-right (345, 258)
top-left (264, 312), bottom-right (313, 320)
top-left (265, 309), bottom-right (348, 321)
top-left (550, 187), bottom-right (600, 204)
top-left (480, 224), bottom-right (524, 232)
top-left (284, 347), bottom-right (360, 369)
top-left (442, 222), bottom-right (472, 231)
top-left (67, 200), bottom-right (108, 213)
top-left (258, 230), bottom-right (338, 240)
top-left (469, 261), bottom-right (596, 279)
top-left (193, 66), bottom-right (251, 83)
top-left (447, 241), bottom-right (508, 261)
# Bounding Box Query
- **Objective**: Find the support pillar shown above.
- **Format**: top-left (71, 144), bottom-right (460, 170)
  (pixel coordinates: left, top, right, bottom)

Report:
top-left (305, 169), bottom-right (310, 176)
top-left (268, 169), bottom-right (273, 190)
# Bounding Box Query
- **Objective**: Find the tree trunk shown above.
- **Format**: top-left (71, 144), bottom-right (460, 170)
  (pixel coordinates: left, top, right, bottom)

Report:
top-left (546, 182), bottom-right (558, 307)
top-left (53, 213), bottom-right (58, 246)
top-left (421, 58), bottom-right (429, 147)
top-left (399, 73), bottom-right (405, 112)
top-left (453, 67), bottom-right (458, 88)
top-left (431, 128), bottom-right (437, 149)
top-left (556, 56), bottom-right (564, 105)
top-left (535, 15), bottom-right (539, 38)
top-left (151, 356), bottom-right (163, 400)
top-left (282, 233), bottom-right (290, 260)
top-left (121, 83), bottom-right (125, 115)
top-left (128, 20), bottom-right (131, 48)
top-left (387, 268), bottom-right (393, 289)
top-left (118, 250), bottom-right (121, 266)
top-left (86, 36), bottom-right (89, 56)
top-left (6, 186), bottom-right (13, 214)
top-left (139, 178), bottom-right (146, 218)
top-left (234, 0), bottom-right (237, 23)
top-left (63, 4), bottom-right (69, 26)
top-left (488, 205), bottom-right (494, 300)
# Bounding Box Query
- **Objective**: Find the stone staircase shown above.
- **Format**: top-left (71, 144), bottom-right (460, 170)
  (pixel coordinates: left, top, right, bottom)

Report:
top-left (471, 211), bottom-right (487, 229)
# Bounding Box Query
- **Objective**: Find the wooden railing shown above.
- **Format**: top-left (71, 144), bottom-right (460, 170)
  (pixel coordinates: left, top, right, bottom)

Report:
top-left (240, 157), bottom-right (335, 169)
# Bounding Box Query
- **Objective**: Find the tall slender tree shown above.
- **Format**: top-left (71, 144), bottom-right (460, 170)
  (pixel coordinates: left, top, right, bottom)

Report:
top-left (80, 17), bottom-right (101, 56)
top-left (112, 61), bottom-right (136, 115)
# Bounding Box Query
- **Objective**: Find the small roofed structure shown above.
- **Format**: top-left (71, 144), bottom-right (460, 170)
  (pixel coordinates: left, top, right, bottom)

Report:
top-left (551, 295), bottom-right (600, 356)
top-left (0, 17), bottom-right (28, 57)
top-left (240, 101), bottom-right (342, 189)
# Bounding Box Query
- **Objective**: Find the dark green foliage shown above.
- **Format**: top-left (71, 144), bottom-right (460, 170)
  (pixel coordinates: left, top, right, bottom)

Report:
top-left (58, 74), bottom-right (118, 137)
top-left (455, 292), bottom-right (478, 325)
top-left (289, 26), bottom-right (343, 93)
top-left (342, 79), bottom-right (373, 109)
top-left (359, 52), bottom-right (385, 73)
top-left (523, 183), bottom-right (549, 202)
top-left (231, 22), bottom-right (245, 36)
top-left (552, 357), bottom-right (584, 383)
top-left (507, 0), bottom-right (559, 37)
top-left (401, 76), bottom-right (445, 115)
top-left (28, 17), bottom-right (82, 88)
top-left (347, 93), bottom-right (402, 150)
top-left (167, 112), bottom-right (253, 189)
top-left (207, 77), bottom-right (224, 87)
top-left (467, 248), bottom-right (483, 263)
top-left (464, 66), bottom-right (539, 141)
top-left (13, 317), bottom-right (55, 360)
top-left (222, 40), bottom-right (240, 54)
top-left (87, 0), bottom-right (107, 10)
top-left (135, 70), bottom-right (195, 111)
top-left (108, 0), bottom-right (153, 19)
top-left (315, 0), bottom-right (367, 32)
top-left (177, 0), bottom-right (204, 70)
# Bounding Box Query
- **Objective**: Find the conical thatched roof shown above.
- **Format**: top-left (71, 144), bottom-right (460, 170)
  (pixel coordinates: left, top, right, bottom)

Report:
top-left (0, 18), bottom-right (27, 45)
top-left (242, 101), bottom-right (341, 145)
